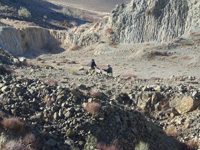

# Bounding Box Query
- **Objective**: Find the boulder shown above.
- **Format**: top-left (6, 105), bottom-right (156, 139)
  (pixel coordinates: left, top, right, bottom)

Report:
top-left (171, 96), bottom-right (200, 114)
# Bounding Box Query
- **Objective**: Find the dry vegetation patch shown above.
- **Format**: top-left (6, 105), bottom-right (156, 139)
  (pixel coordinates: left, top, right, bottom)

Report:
top-left (1, 117), bottom-right (24, 133)
top-left (122, 73), bottom-right (137, 78)
top-left (90, 88), bottom-right (102, 98)
top-left (190, 32), bottom-right (200, 37)
top-left (44, 78), bottom-right (57, 87)
top-left (105, 28), bottom-right (113, 35)
top-left (84, 102), bottom-right (101, 114)
top-left (70, 45), bottom-right (80, 51)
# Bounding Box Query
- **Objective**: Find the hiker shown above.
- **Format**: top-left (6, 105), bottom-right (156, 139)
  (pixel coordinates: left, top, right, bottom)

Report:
top-left (89, 59), bottom-right (99, 70)
top-left (103, 64), bottom-right (113, 76)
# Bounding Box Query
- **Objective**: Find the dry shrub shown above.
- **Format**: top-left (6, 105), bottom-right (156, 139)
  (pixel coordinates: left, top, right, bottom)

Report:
top-left (176, 141), bottom-right (193, 150)
top-left (159, 52), bottom-right (168, 56)
top-left (190, 32), bottom-right (200, 37)
top-left (194, 39), bottom-right (200, 44)
top-left (44, 78), bottom-right (57, 87)
top-left (109, 41), bottom-right (118, 48)
top-left (1, 117), bottom-right (24, 133)
top-left (173, 40), bottom-right (180, 44)
top-left (145, 43), bottom-right (151, 46)
top-left (149, 50), bottom-right (168, 56)
top-left (2, 140), bottom-right (30, 150)
top-left (161, 42), bottom-right (166, 46)
top-left (145, 7), bottom-right (156, 16)
top-left (181, 56), bottom-right (189, 60)
top-left (88, 48), bottom-right (94, 51)
top-left (85, 102), bottom-right (101, 114)
top-left (90, 88), bottom-right (102, 98)
top-left (165, 126), bottom-right (178, 137)
top-left (160, 100), bottom-right (169, 111)
top-left (183, 41), bottom-right (191, 46)
top-left (99, 41), bottom-right (105, 44)
top-left (70, 45), bottom-right (80, 51)
top-left (0, 97), bottom-right (9, 104)
top-left (190, 32), bottom-right (196, 36)
top-left (96, 140), bottom-right (120, 150)
top-left (145, 9), bottom-right (151, 16)
top-left (171, 55), bottom-right (177, 59)
top-left (105, 28), bottom-right (113, 34)
top-left (23, 133), bottom-right (37, 149)
top-left (122, 73), bottom-right (137, 78)
top-left (43, 95), bottom-right (54, 107)
top-left (187, 138), bottom-right (198, 149)
top-left (0, 50), bottom-right (11, 57)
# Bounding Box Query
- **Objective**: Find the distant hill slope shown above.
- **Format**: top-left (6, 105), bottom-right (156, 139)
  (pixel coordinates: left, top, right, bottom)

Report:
top-left (48, 0), bottom-right (131, 12)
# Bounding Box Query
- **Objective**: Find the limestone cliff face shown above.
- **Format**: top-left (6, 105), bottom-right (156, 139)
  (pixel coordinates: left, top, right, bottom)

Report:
top-left (0, 27), bottom-right (99, 55)
top-left (0, 27), bottom-right (62, 55)
top-left (106, 0), bottom-right (200, 43)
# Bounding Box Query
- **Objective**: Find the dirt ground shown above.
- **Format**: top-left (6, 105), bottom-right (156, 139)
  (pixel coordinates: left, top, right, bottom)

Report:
top-left (23, 41), bottom-right (200, 80)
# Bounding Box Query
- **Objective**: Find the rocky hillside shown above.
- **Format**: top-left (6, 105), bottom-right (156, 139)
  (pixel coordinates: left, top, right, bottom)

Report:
top-left (0, 0), bottom-right (199, 56)
top-left (106, 0), bottom-right (200, 43)
top-left (0, 51), bottom-right (196, 150)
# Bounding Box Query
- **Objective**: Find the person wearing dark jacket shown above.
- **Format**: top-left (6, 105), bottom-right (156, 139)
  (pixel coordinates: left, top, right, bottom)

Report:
top-left (103, 64), bottom-right (113, 76)
top-left (89, 59), bottom-right (99, 70)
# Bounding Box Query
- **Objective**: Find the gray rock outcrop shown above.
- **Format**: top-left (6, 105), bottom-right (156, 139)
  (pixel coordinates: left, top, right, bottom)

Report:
top-left (106, 0), bottom-right (200, 43)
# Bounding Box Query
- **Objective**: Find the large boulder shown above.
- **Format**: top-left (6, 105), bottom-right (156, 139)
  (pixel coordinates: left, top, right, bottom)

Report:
top-left (170, 96), bottom-right (200, 114)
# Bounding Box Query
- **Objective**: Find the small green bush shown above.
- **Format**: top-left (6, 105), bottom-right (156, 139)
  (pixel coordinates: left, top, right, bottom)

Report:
top-left (61, 8), bottom-right (71, 16)
top-left (71, 69), bottom-right (78, 75)
top-left (61, 7), bottom-right (81, 18)
top-left (18, 7), bottom-right (31, 18)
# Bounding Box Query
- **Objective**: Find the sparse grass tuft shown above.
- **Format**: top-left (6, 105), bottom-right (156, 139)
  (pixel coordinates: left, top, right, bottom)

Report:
top-left (1, 117), bottom-right (24, 133)
top-left (85, 102), bottom-right (101, 114)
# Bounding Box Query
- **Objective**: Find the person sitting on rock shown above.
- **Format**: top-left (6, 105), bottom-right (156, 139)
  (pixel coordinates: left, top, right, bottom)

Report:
top-left (103, 64), bottom-right (113, 76)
